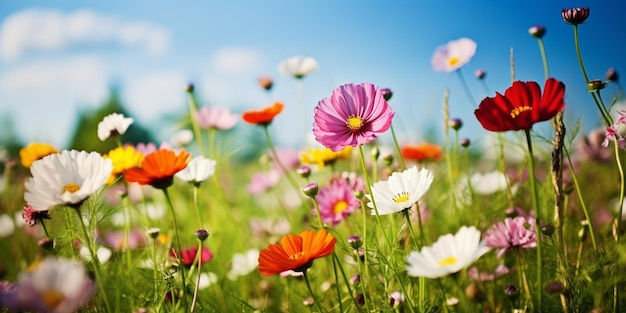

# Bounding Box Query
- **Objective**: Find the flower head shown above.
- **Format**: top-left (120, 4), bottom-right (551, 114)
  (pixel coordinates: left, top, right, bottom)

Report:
top-left (1, 258), bottom-right (94, 313)
top-left (474, 78), bottom-right (565, 132)
top-left (278, 56), bottom-right (318, 79)
top-left (562, 7), bottom-right (590, 25)
top-left (258, 76), bottom-right (274, 90)
top-left (431, 38), bottom-right (477, 72)
top-left (195, 106), bottom-right (239, 130)
top-left (299, 146), bottom-right (353, 170)
top-left (258, 229), bottom-right (336, 276)
top-left (104, 146), bottom-right (144, 184)
top-left (484, 216), bottom-right (537, 258)
top-left (175, 156), bottom-right (216, 186)
top-left (406, 226), bottom-right (490, 278)
top-left (21, 205), bottom-right (50, 227)
top-left (401, 143), bottom-right (443, 162)
top-left (24, 150), bottom-right (113, 211)
top-left (171, 246), bottom-right (213, 267)
top-left (19, 143), bottom-right (58, 168)
top-left (227, 249), bottom-right (260, 280)
top-left (242, 102), bottom-right (284, 126)
top-left (315, 178), bottom-right (361, 226)
top-left (170, 129), bottom-right (194, 147)
top-left (97, 113), bottom-right (134, 141)
top-left (366, 166), bottom-right (433, 215)
top-left (606, 67), bottom-right (619, 82)
top-left (528, 25), bottom-right (546, 38)
top-left (313, 82), bottom-right (394, 151)
top-left (123, 149), bottom-right (190, 189)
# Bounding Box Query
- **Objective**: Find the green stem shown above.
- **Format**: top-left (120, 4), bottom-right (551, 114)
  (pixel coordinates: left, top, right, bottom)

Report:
top-left (357, 146), bottom-right (391, 245)
top-left (564, 147), bottom-right (597, 251)
top-left (330, 254), bottom-right (345, 313)
top-left (310, 197), bottom-right (325, 230)
top-left (191, 240), bottom-right (203, 312)
top-left (390, 124), bottom-right (407, 170)
top-left (537, 38), bottom-right (550, 79)
top-left (186, 89), bottom-right (206, 156)
top-left (456, 69), bottom-right (477, 107)
top-left (303, 271), bottom-right (326, 313)
top-left (162, 189), bottom-right (189, 310)
top-left (193, 186), bottom-right (203, 228)
top-left (353, 248), bottom-right (371, 312)
top-left (572, 25), bottom-right (589, 83)
top-left (262, 125), bottom-right (302, 198)
top-left (524, 129), bottom-right (543, 311)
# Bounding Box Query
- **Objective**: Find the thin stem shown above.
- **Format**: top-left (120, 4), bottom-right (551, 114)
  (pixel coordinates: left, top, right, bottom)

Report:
top-left (262, 125), bottom-right (302, 198)
top-left (163, 189), bottom-right (189, 310)
top-left (303, 271), bottom-right (326, 313)
top-left (614, 140), bottom-right (625, 242)
top-left (564, 147), bottom-right (597, 251)
top-left (186, 90), bottom-right (206, 156)
top-left (192, 186), bottom-right (203, 228)
top-left (357, 146), bottom-right (391, 245)
top-left (330, 254), bottom-right (345, 313)
top-left (310, 197), bottom-right (325, 230)
top-left (191, 240), bottom-right (203, 312)
top-left (573, 25), bottom-right (589, 83)
top-left (456, 69), bottom-right (477, 107)
top-left (524, 129), bottom-right (543, 311)
top-left (353, 249), bottom-right (371, 312)
top-left (390, 124), bottom-right (407, 170)
top-left (480, 80), bottom-right (491, 96)
top-left (537, 38), bottom-right (550, 79)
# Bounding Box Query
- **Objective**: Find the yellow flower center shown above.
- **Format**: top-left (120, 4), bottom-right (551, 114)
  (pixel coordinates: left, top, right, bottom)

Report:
top-left (62, 183), bottom-right (80, 193)
top-left (43, 290), bottom-right (65, 309)
top-left (393, 192), bottom-right (410, 204)
top-left (438, 256), bottom-right (457, 266)
top-left (333, 200), bottom-right (349, 214)
top-left (509, 106), bottom-right (532, 118)
top-left (346, 115), bottom-right (363, 131)
top-left (289, 251), bottom-right (306, 260)
top-left (448, 57), bottom-right (460, 66)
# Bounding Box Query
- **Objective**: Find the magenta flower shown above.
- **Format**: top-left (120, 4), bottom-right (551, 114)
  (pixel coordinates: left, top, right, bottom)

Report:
top-left (195, 106), bottom-right (238, 130)
top-left (484, 216), bottom-right (537, 258)
top-left (314, 178), bottom-right (361, 226)
top-left (313, 83), bottom-right (394, 152)
top-left (171, 246), bottom-right (213, 267)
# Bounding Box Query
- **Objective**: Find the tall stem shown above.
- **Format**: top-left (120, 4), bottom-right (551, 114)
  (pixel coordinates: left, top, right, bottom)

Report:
top-left (456, 69), bottom-right (477, 107)
top-left (390, 124), bottom-right (407, 170)
top-left (186, 89), bottom-right (206, 156)
top-left (537, 38), bottom-right (550, 79)
top-left (357, 146), bottom-right (390, 245)
top-left (303, 271), bottom-right (326, 313)
top-left (524, 129), bottom-right (543, 311)
top-left (262, 125), bottom-right (302, 198)
top-left (163, 189), bottom-right (189, 310)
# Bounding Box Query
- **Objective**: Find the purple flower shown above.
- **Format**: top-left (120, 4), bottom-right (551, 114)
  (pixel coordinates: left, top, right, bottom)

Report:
top-left (313, 83), bottom-right (394, 151)
top-left (484, 216), bottom-right (537, 258)
top-left (602, 110), bottom-right (626, 150)
top-left (468, 264), bottom-right (510, 281)
top-left (314, 178), bottom-right (361, 226)
top-left (195, 106), bottom-right (238, 130)
top-left (576, 128), bottom-right (613, 162)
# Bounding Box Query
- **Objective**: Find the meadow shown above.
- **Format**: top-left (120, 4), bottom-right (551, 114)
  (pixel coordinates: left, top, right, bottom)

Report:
top-left (1, 6), bottom-right (626, 313)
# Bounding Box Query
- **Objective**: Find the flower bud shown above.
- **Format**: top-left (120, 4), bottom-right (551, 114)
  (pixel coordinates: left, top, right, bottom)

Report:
top-left (184, 83), bottom-right (194, 92)
top-left (465, 283), bottom-right (484, 302)
top-left (38, 238), bottom-right (54, 250)
top-left (546, 281), bottom-right (566, 294)
top-left (354, 190), bottom-right (364, 200)
top-left (381, 88), bottom-right (393, 101)
top-left (505, 284), bottom-right (520, 301)
top-left (474, 69), bottom-right (486, 80)
top-left (146, 227), bottom-right (160, 239)
top-left (449, 118), bottom-right (463, 130)
top-left (347, 235), bottom-right (363, 249)
top-left (606, 67), bottom-right (619, 82)
top-left (296, 166), bottom-right (311, 178)
top-left (561, 7), bottom-right (590, 25)
top-left (302, 182), bottom-right (319, 198)
top-left (258, 76), bottom-right (273, 91)
top-left (587, 79), bottom-right (608, 92)
top-left (370, 146), bottom-right (380, 160)
top-left (460, 138), bottom-right (471, 148)
top-left (389, 291), bottom-right (404, 309)
top-left (350, 274), bottom-right (360, 285)
top-left (195, 229), bottom-right (209, 241)
top-left (541, 223), bottom-right (555, 236)
top-left (382, 154), bottom-right (394, 166)
top-left (303, 297), bottom-right (314, 307)
top-left (355, 293), bottom-right (365, 307)
top-left (528, 25), bottom-right (546, 38)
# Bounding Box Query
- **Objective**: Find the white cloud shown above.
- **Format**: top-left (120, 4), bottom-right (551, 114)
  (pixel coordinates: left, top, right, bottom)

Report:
top-left (0, 9), bottom-right (170, 61)
top-left (210, 47), bottom-right (264, 76)
top-left (123, 71), bottom-right (188, 122)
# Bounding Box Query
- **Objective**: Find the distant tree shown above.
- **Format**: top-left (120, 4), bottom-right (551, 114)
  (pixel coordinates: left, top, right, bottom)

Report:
top-left (67, 88), bottom-right (155, 153)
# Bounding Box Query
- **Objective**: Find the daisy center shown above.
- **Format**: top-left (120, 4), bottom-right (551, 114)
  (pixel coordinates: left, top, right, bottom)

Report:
top-left (392, 192), bottom-right (410, 204)
top-left (438, 256), bottom-right (458, 266)
top-left (509, 106), bottom-right (532, 118)
top-left (62, 183), bottom-right (80, 193)
top-left (333, 200), bottom-right (349, 214)
top-left (346, 115), bottom-right (363, 131)
top-left (289, 251), bottom-right (306, 260)
top-left (448, 56), bottom-right (460, 66)
top-left (43, 290), bottom-right (65, 309)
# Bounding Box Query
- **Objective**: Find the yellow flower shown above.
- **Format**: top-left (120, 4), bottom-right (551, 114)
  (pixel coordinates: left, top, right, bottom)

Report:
top-left (19, 143), bottom-right (58, 168)
top-left (104, 146), bottom-right (144, 184)
top-left (299, 146), bottom-right (353, 170)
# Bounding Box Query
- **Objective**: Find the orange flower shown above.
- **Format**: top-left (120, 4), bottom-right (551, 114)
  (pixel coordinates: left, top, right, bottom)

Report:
top-left (402, 143), bottom-right (443, 162)
top-left (19, 143), bottom-right (58, 167)
top-left (242, 102), bottom-right (284, 125)
top-left (123, 149), bottom-right (190, 189)
top-left (258, 229), bottom-right (336, 276)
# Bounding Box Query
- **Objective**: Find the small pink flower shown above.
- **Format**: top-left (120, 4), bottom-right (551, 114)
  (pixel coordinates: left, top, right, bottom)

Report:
top-left (195, 106), bottom-right (238, 130)
top-left (21, 205), bottom-right (50, 227)
top-left (313, 83), bottom-right (394, 151)
top-left (105, 229), bottom-right (147, 251)
top-left (171, 246), bottom-right (213, 267)
top-left (314, 178), bottom-right (361, 226)
top-left (484, 216), bottom-right (537, 258)
top-left (247, 170), bottom-right (281, 195)
top-left (468, 264), bottom-right (510, 281)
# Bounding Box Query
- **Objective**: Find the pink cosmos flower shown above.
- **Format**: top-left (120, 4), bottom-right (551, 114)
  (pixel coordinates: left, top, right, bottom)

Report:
top-left (603, 110), bottom-right (626, 149)
top-left (314, 178), bottom-right (361, 226)
top-left (247, 169), bottom-right (281, 195)
top-left (105, 229), bottom-right (148, 251)
top-left (313, 83), bottom-right (394, 151)
top-left (468, 264), bottom-right (510, 281)
top-left (484, 216), bottom-right (537, 258)
top-left (171, 246), bottom-right (213, 267)
top-left (431, 38), bottom-right (477, 72)
top-left (195, 106), bottom-right (238, 130)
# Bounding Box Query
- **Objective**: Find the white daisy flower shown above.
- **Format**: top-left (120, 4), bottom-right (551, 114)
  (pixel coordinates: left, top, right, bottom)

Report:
top-left (97, 113), bottom-right (134, 141)
top-left (278, 55), bottom-right (318, 79)
top-left (366, 166), bottom-right (434, 215)
top-left (2, 258), bottom-right (95, 313)
top-left (170, 129), bottom-right (194, 147)
top-left (0, 214), bottom-right (15, 237)
top-left (406, 226), bottom-right (490, 278)
top-left (24, 150), bottom-right (113, 211)
top-left (227, 249), bottom-right (260, 280)
top-left (175, 156), bottom-right (216, 185)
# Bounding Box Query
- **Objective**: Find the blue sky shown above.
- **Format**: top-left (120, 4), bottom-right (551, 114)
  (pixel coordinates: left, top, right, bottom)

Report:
top-left (1, 1), bottom-right (624, 151)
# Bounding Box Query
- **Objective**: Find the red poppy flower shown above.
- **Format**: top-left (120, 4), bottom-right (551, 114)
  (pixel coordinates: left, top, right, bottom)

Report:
top-left (242, 102), bottom-right (284, 125)
top-left (258, 229), bottom-right (336, 276)
top-left (474, 78), bottom-right (565, 132)
top-left (170, 246), bottom-right (213, 267)
top-left (123, 149), bottom-right (190, 189)
top-left (401, 143), bottom-right (443, 162)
